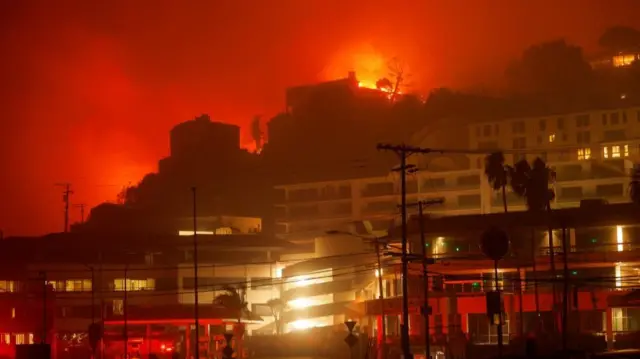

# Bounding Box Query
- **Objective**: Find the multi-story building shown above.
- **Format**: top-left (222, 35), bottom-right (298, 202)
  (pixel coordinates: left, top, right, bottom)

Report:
top-left (275, 106), bottom-right (640, 241)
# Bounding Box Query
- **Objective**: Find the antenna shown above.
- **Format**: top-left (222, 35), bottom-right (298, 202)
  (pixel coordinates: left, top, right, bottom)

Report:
top-left (55, 183), bottom-right (73, 233)
top-left (74, 203), bottom-right (86, 223)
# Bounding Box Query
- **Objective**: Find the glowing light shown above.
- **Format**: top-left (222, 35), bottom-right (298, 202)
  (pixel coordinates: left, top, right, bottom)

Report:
top-left (178, 230), bottom-right (214, 236)
top-left (290, 319), bottom-right (315, 331)
top-left (617, 225), bottom-right (624, 252)
top-left (289, 298), bottom-right (314, 309)
top-left (292, 275), bottom-right (312, 287)
top-left (375, 269), bottom-right (382, 277)
top-left (616, 263), bottom-right (623, 289)
top-left (274, 268), bottom-right (283, 279)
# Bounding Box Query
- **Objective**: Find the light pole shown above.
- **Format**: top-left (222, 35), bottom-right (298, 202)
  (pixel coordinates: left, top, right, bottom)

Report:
top-left (191, 187), bottom-right (200, 359)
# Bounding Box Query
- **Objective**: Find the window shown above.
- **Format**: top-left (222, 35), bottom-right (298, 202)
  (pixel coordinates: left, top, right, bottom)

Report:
top-left (562, 133), bottom-right (568, 141)
top-left (512, 121), bottom-right (525, 134)
top-left (113, 300), bottom-right (124, 315)
top-left (623, 112), bottom-right (628, 123)
top-left (602, 113), bottom-right (607, 125)
top-left (483, 125), bottom-right (491, 137)
top-left (47, 280), bottom-right (91, 292)
top-left (577, 148), bottom-right (591, 160)
top-left (603, 147), bottom-right (609, 159)
top-left (576, 131), bottom-right (591, 144)
top-left (539, 119), bottom-right (546, 131)
top-left (576, 114), bottom-right (590, 127)
top-left (612, 145), bottom-right (621, 158)
top-left (512, 137), bottom-right (526, 149)
top-left (611, 112), bottom-right (620, 125)
top-left (557, 117), bottom-right (565, 130)
top-left (548, 133), bottom-right (556, 143)
top-left (114, 278), bottom-right (155, 291)
top-left (476, 126), bottom-right (481, 137)
top-left (0, 281), bottom-right (17, 293)
top-left (494, 124), bottom-right (499, 134)
top-left (537, 136), bottom-right (542, 144)
top-left (624, 144), bottom-right (630, 157)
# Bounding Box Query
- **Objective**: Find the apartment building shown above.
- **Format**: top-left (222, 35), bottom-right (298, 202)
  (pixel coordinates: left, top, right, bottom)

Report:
top-left (275, 106), bottom-right (640, 243)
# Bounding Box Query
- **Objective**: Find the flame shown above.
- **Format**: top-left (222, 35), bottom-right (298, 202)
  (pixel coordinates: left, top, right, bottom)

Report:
top-left (323, 44), bottom-right (391, 90)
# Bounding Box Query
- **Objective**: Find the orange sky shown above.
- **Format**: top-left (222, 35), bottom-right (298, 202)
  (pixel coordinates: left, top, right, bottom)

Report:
top-left (1, 0), bottom-right (639, 236)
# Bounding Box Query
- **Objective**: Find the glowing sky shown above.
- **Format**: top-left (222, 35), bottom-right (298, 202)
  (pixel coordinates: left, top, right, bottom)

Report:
top-left (1, 0), bottom-right (639, 236)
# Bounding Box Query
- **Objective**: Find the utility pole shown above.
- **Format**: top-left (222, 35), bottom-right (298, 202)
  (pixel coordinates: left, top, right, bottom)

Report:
top-left (124, 265), bottom-right (128, 358)
top-left (55, 183), bottom-right (73, 232)
top-left (377, 143), bottom-right (438, 359)
top-left (74, 204), bottom-right (86, 223)
top-left (561, 225), bottom-right (570, 353)
top-left (408, 199), bottom-right (443, 359)
top-left (40, 271), bottom-right (47, 344)
top-left (192, 187), bottom-right (200, 359)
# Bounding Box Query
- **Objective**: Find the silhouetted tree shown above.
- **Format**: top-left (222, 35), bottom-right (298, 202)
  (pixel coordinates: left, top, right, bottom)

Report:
top-left (484, 152), bottom-right (510, 213)
top-left (375, 78), bottom-right (393, 91)
top-left (387, 57), bottom-right (409, 103)
top-left (599, 26), bottom-right (640, 52)
top-left (214, 286), bottom-right (251, 355)
top-left (630, 165), bottom-right (640, 204)
top-left (509, 157), bottom-right (556, 211)
top-left (506, 40), bottom-right (594, 109)
top-left (214, 286), bottom-right (249, 322)
top-left (266, 297), bottom-right (287, 335)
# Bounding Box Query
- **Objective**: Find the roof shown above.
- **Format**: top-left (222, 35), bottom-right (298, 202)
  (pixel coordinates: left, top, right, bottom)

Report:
top-left (393, 202), bottom-right (640, 237)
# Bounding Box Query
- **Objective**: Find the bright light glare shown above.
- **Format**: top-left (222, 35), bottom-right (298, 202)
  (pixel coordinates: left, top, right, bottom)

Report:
top-left (375, 269), bottom-right (382, 277)
top-left (274, 268), bottom-right (283, 279)
top-left (289, 298), bottom-right (314, 309)
top-left (616, 263), bottom-right (623, 289)
top-left (293, 276), bottom-right (312, 287)
top-left (178, 230), bottom-right (214, 236)
top-left (290, 319), bottom-right (315, 331)
top-left (617, 225), bottom-right (624, 252)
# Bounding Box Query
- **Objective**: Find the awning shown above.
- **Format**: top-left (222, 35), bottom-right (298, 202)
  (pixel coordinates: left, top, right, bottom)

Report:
top-left (608, 290), bottom-right (640, 307)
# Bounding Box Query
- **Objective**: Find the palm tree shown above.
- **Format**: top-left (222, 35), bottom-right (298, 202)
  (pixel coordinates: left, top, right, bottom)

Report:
top-left (214, 286), bottom-right (250, 355)
top-left (509, 157), bottom-right (556, 333)
top-left (266, 298), bottom-right (287, 335)
top-left (484, 152), bottom-right (510, 213)
top-left (508, 157), bottom-right (556, 211)
top-left (629, 164), bottom-right (640, 204)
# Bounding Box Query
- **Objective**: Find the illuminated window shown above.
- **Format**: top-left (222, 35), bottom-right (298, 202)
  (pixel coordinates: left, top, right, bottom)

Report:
top-left (548, 133), bottom-right (556, 143)
top-left (624, 144), bottom-right (629, 157)
top-left (113, 299), bottom-right (124, 315)
top-left (0, 281), bottom-right (17, 292)
top-left (28, 333), bottom-right (34, 344)
top-left (603, 147), bottom-right (609, 159)
top-left (612, 145), bottom-right (621, 158)
top-left (114, 278), bottom-right (155, 291)
top-left (11, 308), bottom-right (15, 319)
top-left (1, 334), bottom-right (9, 344)
top-left (47, 280), bottom-right (91, 292)
top-left (577, 148), bottom-right (591, 160)
top-left (15, 334), bottom-right (24, 345)
top-left (613, 54), bottom-right (637, 67)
